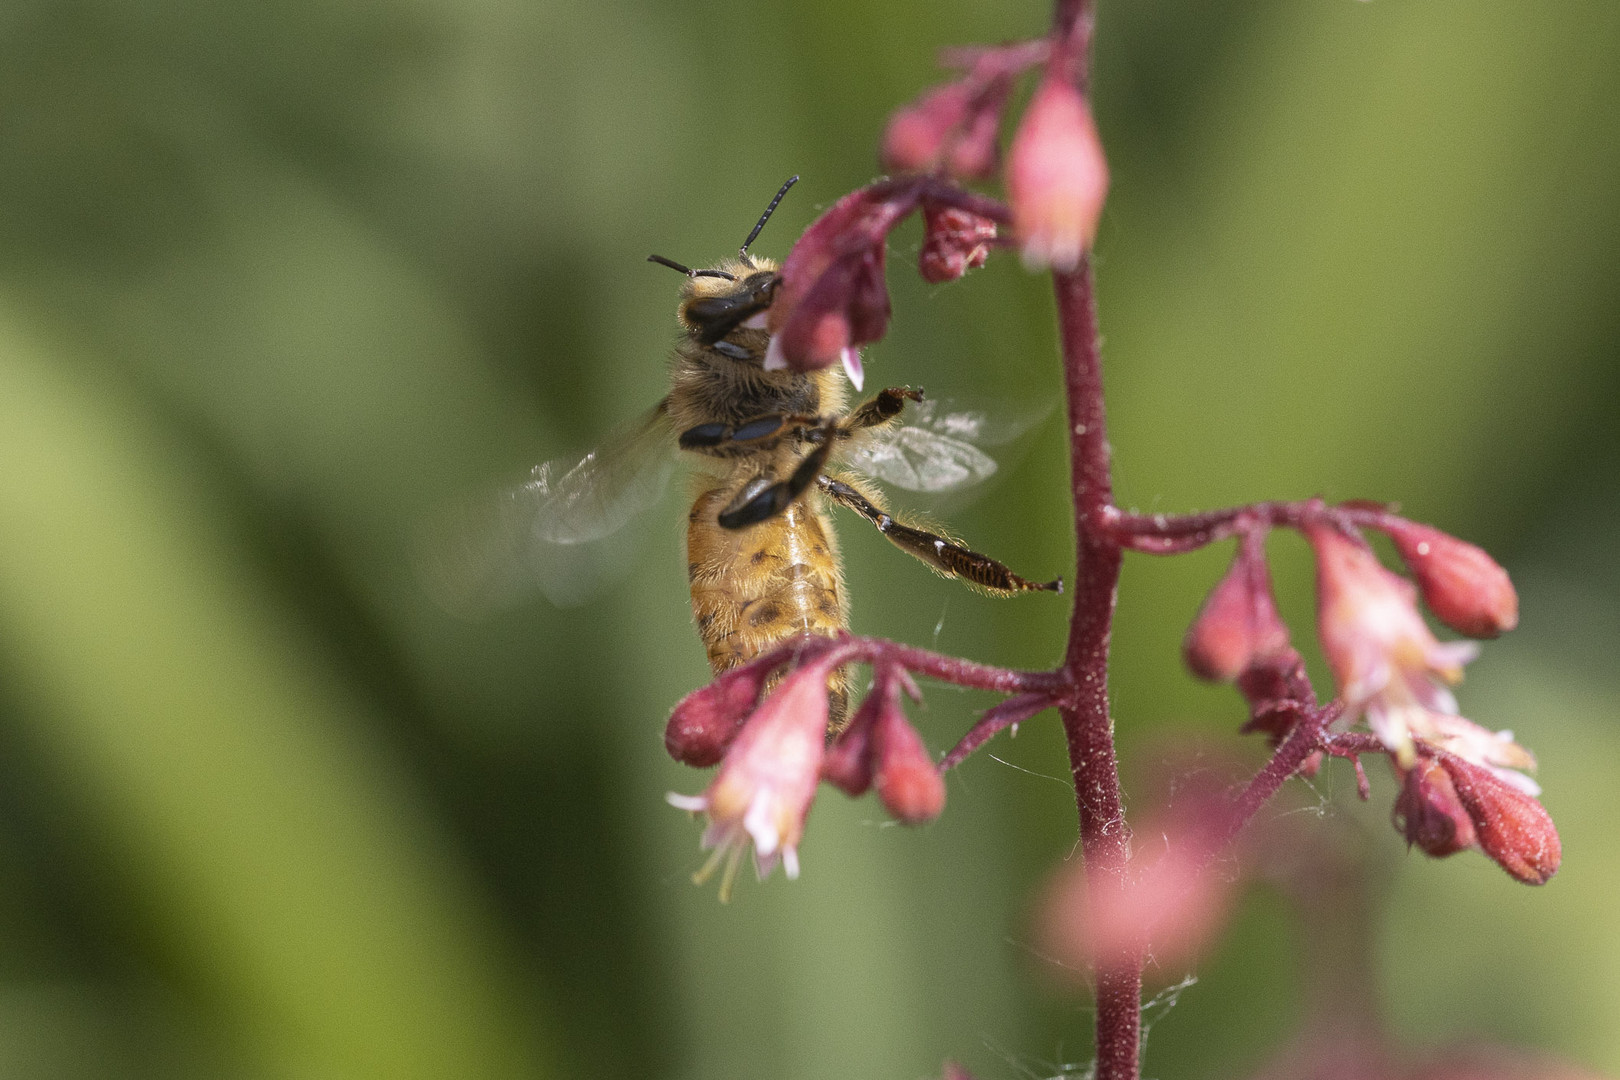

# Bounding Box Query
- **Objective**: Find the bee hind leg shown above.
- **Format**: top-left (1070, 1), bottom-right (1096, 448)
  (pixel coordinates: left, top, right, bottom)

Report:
top-left (818, 475), bottom-right (1062, 594)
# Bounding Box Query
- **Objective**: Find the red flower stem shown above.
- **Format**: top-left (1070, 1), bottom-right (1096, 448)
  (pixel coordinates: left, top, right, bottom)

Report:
top-left (844, 634), bottom-right (1067, 695)
top-left (939, 691), bottom-right (1058, 771)
top-left (1043, 0), bottom-right (1139, 1067)
top-left (1051, 258), bottom-right (1138, 1080)
top-left (1102, 499), bottom-right (1413, 556)
top-left (938, 39), bottom-right (1050, 75)
top-left (916, 181), bottom-right (1014, 225)
top-left (1322, 732), bottom-right (1387, 758)
top-left (1202, 705), bottom-right (1337, 863)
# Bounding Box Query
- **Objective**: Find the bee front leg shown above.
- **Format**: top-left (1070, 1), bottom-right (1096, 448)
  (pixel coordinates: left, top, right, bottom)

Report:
top-left (818, 476), bottom-right (1063, 594)
top-left (677, 412), bottom-right (821, 452)
top-left (844, 386), bottom-right (924, 432)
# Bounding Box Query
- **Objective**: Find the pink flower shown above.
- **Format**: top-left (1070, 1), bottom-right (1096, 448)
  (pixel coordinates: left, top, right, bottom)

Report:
top-left (881, 82), bottom-right (973, 174)
top-left (667, 655), bottom-right (840, 900)
top-left (1038, 823), bottom-right (1235, 977)
top-left (1422, 712), bottom-right (1538, 794)
top-left (872, 690), bottom-right (945, 825)
top-left (881, 67), bottom-right (1014, 182)
top-left (1391, 746), bottom-right (1559, 885)
top-left (1379, 517), bottom-right (1519, 639)
top-left (1308, 524), bottom-right (1479, 767)
top-left (1006, 76), bottom-right (1108, 272)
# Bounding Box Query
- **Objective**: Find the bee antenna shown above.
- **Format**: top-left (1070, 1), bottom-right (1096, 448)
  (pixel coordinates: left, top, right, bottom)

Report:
top-left (739, 175), bottom-right (799, 261)
top-left (648, 254), bottom-right (694, 275)
top-left (648, 254), bottom-right (737, 281)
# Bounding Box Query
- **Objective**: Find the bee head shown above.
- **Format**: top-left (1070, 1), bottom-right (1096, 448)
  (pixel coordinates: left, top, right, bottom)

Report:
top-left (669, 258), bottom-right (780, 346)
top-left (648, 175), bottom-right (798, 350)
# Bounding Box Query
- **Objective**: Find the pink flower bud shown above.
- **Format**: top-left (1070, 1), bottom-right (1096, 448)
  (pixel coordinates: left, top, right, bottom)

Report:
top-left (1381, 518), bottom-right (1519, 639)
top-left (1438, 753), bottom-right (1561, 885)
top-left (1392, 755), bottom-right (1476, 858)
top-left (944, 87), bottom-right (1006, 180)
top-left (821, 682), bottom-right (880, 797)
top-left (872, 688), bottom-right (945, 824)
top-left (1184, 541), bottom-right (1290, 682)
top-left (918, 201), bottom-right (997, 284)
top-left (1006, 77), bottom-right (1108, 272)
top-left (881, 82), bottom-right (972, 173)
top-left (664, 661), bottom-right (773, 766)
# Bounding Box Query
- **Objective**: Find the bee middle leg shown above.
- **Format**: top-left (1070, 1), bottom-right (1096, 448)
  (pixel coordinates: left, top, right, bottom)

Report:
top-left (715, 421), bottom-right (842, 529)
top-left (818, 475), bottom-right (1062, 594)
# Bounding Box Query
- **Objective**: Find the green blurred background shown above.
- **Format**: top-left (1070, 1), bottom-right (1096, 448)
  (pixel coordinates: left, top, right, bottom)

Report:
top-left (0, 0), bottom-right (1616, 1077)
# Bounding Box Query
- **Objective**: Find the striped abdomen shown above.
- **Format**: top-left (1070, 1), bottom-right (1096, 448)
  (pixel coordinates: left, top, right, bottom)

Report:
top-left (687, 486), bottom-right (850, 726)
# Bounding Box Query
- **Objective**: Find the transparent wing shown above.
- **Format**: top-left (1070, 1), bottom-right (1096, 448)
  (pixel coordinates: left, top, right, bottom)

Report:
top-left (845, 397), bottom-right (1051, 493)
top-left (525, 402), bottom-right (675, 544)
top-left (416, 402), bottom-right (675, 615)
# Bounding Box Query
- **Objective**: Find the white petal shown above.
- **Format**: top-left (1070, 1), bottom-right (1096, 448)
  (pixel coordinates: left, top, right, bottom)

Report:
top-left (763, 335), bottom-right (788, 371)
top-left (1367, 701), bottom-right (1416, 763)
top-left (666, 791), bottom-right (709, 812)
top-left (741, 311), bottom-right (769, 330)
top-left (743, 793), bottom-right (781, 857)
top-left (1430, 640), bottom-right (1481, 670)
top-left (841, 347), bottom-right (865, 391)
top-left (782, 846), bottom-right (800, 881)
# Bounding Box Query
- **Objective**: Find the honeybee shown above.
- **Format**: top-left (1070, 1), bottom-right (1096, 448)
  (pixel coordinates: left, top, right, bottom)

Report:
top-left (426, 177), bottom-right (1060, 725)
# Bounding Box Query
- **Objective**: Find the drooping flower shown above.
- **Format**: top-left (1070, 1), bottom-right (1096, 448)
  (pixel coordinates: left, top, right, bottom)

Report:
top-left (1392, 754), bottom-right (1477, 858)
top-left (1184, 533), bottom-right (1291, 683)
top-left (1307, 523), bottom-right (1480, 767)
top-left (667, 654), bottom-right (841, 900)
top-left (822, 667), bottom-right (944, 824)
top-left (1006, 76), bottom-right (1109, 272)
top-left (663, 657), bottom-right (776, 767)
top-left (765, 181), bottom-right (921, 387)
top-left (871, 685), bottom-right (945, 825)
top-left (1422, 711), bottom-right (1538, 794)
top-left (881, 82), bottom-right (974, 174)
top-left (1433, 751), bottom-right (1561, 885)
top-left (1390, 742), bottom-right (1560, 884)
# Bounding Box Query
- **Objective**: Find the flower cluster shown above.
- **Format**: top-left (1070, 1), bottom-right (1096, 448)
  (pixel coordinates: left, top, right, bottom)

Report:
top-left (762, 36), bottom-right (1111, 385)
top-left (1182, 506), bottom-right (1557, 884)
top-left (665, 638), bottom-right (948, 900)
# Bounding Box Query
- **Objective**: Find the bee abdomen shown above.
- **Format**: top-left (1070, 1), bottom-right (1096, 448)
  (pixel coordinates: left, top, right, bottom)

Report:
top-left (687, 488), bottom-right (850, 727)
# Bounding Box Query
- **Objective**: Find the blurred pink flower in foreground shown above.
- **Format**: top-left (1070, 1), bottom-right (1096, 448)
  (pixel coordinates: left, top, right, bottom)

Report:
top-left (1038, 818), bottom-right (1235, 978)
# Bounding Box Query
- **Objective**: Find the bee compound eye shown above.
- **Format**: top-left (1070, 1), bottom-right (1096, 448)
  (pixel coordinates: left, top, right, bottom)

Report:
top-left (731, 417), bottom-right (784, 442)
top-left (678, 422), bottom-right (731, 449)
